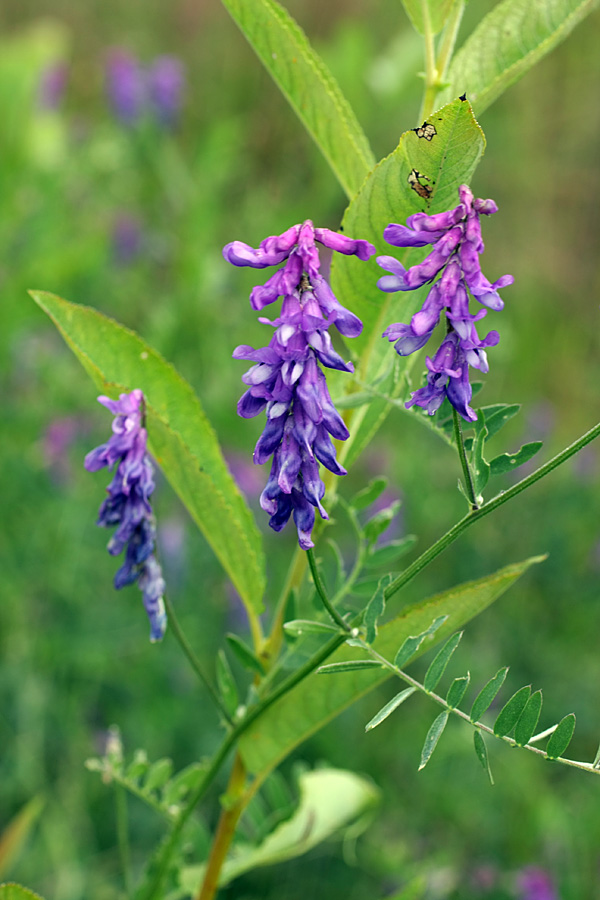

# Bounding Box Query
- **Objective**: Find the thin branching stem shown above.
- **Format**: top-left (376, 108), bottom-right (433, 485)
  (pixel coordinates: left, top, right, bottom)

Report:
top-left (452, 407), bottom-right (479, 509)
top-left (307, 547), bottom-right (352, 632)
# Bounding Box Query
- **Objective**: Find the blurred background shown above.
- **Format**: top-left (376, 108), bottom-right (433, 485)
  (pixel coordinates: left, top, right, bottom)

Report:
top-left (1, 0), bottom-right (600, 897)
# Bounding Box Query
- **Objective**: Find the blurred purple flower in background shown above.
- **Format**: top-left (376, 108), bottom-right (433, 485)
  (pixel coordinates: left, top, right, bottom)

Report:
top-left (112, 213), bottom-right (143, 265)
top-left (38, 62), bottom-right (68, 110)
top-left (225, 220), bottom-right (375, 548)
top-left (105, 49), bottom-right (185, 129)
top-left (85, 390), bottom-right (166, 641)
top-left (517, 866), bottom-right (558, 900)
top-left (148, 56), bottom-right (185, 127)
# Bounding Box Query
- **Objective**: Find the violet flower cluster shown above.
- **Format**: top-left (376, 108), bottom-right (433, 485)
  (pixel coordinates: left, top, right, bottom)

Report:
top-left (84, 390), bottom-right (166, 642)
top-left (105, 50), bottom-right (184, 128)
top-left (378, 185), bottom-right (513, 422)
top-left (224, 220), bottom-right (375, 549)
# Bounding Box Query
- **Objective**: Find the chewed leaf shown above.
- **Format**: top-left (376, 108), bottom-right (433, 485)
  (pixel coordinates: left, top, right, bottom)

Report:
top-left (446, 673), bottom-right (471, 709)
top-left (219, 0), bottom-right (375, 197)
top-left (489, 442), bottom-right (543, 476)
top-left (419, 711), bottom-right (449, 770)
top-left (365, 687), bottom-right (417, 732)
top-left (30, 291), bottom-right (265, 617)
top-left (470, 667), bottom-right (509, 722)
top-left (493, 685), bottom-right (531, 737)
top-left (546, 714), bottom-right (576, 759)
top-left (423, 632), bottom-right (463, 692)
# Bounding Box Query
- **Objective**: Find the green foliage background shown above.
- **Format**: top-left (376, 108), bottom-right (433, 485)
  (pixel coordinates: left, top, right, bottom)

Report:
top-left (1, 0), bottom-right (600, 897)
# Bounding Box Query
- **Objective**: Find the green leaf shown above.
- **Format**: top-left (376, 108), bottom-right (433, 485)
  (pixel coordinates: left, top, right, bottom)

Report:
top-left (318, 661), bottom-right (385, 674)
top-left (179, 768), bottom-right (379, 889)
top-left (546, 714), bottom-right (576, 759)
top-left (30, 291), bottom-right (265, 616)
top-left (489, 442), bottom-right (543, 476)
top-left (239, 556), bottom-right (544, 776)
top-left (471, 420), bottom-right (490, 497)
top-left (514, 690), bottom-right (543, 746)
top-left (283, 620), bottom-right (340, 638)
top-left (144, 759), bottom-right (173, 794)
top-left (481, 404), bottom-right (521, 440)
top-left (219, 0), bottom-right (375, 197)
top-left (363, 502), bottom-right (401, 544)
top-left (423, 632), bottom-right (463, 692)
top-left (0, 887), bottom-right (45, 900)
top-left (161, 763), bottom-right (208, 808)
top-left (446, 673), bottom-right (471, 708)
top-left (0, 798), bottom-right (45, 880)
top-left (470, 667), bottom-right (509, 722)
top-left (394, 616), bottom-right (448, 669)
top-left (125, 749), bottom-right (149, 782)
top-left (226, 634), bottom-right (266, 676)
top-left (330, 97), bottom-right (485, 469)
top-left (365, 687), bottom-right (417, 732)
top-left (418, 710), bottom-right (449, 770)
top-left (473, 730), bottom-right (494, 785)
top-left (216, 649), bottom-right (240, 717)
top-left (365, 535), bottom-right (418, 568)
top-left (401, 0), bottom-right (460, 34)
top-left (363, 575), bottom-right (392, 644)
top-left (494, 685), bottom-right (531, 737)
top-left (436, 0), bottom-right (599, 117)
top-left (350, 477), bottom-right (388, 511)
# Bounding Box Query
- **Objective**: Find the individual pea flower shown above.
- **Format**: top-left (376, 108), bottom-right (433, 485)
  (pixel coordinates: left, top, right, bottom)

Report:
top-left (84, 389), bottom-right (167, 641)
top-left (225, 221), bottom-right (376, 548)
top-left (378, 185), bottom-right (513, 422)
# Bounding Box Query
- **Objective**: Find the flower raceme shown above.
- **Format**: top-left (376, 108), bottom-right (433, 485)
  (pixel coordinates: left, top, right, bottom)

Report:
top-left (84, 390), bottom-right (167, 641)
top-left (224, 220), bottom-right (376, 549)
top-left (378, 185), bottom-right (513, 422)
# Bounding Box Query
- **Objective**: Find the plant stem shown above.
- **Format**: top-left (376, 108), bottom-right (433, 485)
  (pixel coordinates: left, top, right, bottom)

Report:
top-left (419, 0), bottom-right (439, 122)
top-left (307, 547), bottom-right (352, 632)
top-left (452, 408), bottom-right (479, 509)
top-left (197, 753), bottom-right (248, 900)
top-left (164, 594), bottom-right (233, 725)
top-left (435, 0), bottom-right (465, 85)
top-left (115, 782), bottom-right (133, 896)
top-left (385, 419), bottom-right (600, 602)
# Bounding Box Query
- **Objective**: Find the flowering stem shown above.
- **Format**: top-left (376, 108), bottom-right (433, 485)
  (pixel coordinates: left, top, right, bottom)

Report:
top-left (452, 408), bottom-right (479, 509)
top-left (164, 594), bottom-right (233, 725)
top-left (307, 547), bottom-right (352, 632)
top-left (385, 419), bottom-right (600, 601)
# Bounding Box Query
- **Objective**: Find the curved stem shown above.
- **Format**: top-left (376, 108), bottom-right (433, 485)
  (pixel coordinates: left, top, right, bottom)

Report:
top-left (385, 419), bottom-right (600, 602)
top-left (452, 408), bottom-right (479, 509)
top-left (307, 548), bottom-right (352, 632)
top-left (197, 753), bottom-right (247, 900)
top-left (164, 594), bottom-right (233, 725)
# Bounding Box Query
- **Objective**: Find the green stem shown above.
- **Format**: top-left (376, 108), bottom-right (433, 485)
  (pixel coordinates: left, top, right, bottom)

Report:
top-left (164, 594), bottom-right (233, 725)
top-left (419, 0), bottom-right (440, 122)
top-left (435, 0), bottom-right (465, 85)
top-left (385, 419), bottom-right (600, 601)
top-left (361, 641), bottom-right (600, 776)
top-left (452, 408), bottom-right (479, 509)
top-left (307, 548), bottom-right (352, 632)
top-left (115, 782), bottom-right (133, 896)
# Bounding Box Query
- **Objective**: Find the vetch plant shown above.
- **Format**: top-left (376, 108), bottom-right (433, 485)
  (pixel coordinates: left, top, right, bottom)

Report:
top-left (20, 0), bottom-right (600, 898)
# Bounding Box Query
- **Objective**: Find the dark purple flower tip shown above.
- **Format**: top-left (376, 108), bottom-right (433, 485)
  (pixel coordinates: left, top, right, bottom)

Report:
top-left (474, 197), bottom-right (498, 215)
top-left (383, 322), bottom-right (432, 356)
top-left (147, 56), bottom-right (184, 128)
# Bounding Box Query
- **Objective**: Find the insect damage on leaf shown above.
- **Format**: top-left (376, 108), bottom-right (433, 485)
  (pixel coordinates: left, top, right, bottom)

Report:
top-left (413, 122), bottom-right (437, 141)
top-left (407, 168), bottom-right (433, 199)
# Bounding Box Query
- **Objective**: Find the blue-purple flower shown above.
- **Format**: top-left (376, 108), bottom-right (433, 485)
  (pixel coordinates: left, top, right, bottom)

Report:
top-left (105, 51), bottom-right (145, 125)
top-left (147, 56), bottom-right (185, 128)
top-left (84, 390), bottom-right (166, 641)
top-left (105, 50), bottom-right (185, 129)
top-left (225, 220), bottom-right (376, 548)
top-left (379, 185), bottom-right (513, 422)
top-left (516, 867), bottom-right (557, 900)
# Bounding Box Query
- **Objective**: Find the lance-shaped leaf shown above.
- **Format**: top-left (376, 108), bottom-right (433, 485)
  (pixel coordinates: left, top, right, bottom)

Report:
top-left (423, 632), bottom-right (463, 692)
top-left (363, 575), bottom-right (392, 644)
top-left (365, 687), bottom-right (417, 732)
top-left (318, 661), bottom-right (384, 675)
top-left (470, 667), bottom-right (509, 721)
top-left (436, 0), bottom-right (599, 117)
top-left (489, 442), bottom-right (543, 476)
top-left (546, 714), bottom-right (576, 759)
top-left (226, 634), bottom-right (266, 675)
top-left (480, 404), bottom-right (521, 440)
top-left (494, 685), bottom-right (531, 737)
top-left (514, 690), bottom-right (543, 746)
top-left (30, 291), bottom-right (265, 616)
top-left (473, 730), bottom-right (494, 785)
top-left (216, 649), bottom-right (240, 717)
top-left (401, 0), bottom-right (460, 34)
top-left (329, 97), bottom-right (485, 468)
top-left (283, 620), bottom-right (340, 638)
top-left (350, 477), bottom-right (388, 511)
top-left (219, 0), bottom-right (375, 198)
top-left (394, 615), bottom-right (448, 668)
top-left (419, 711), bottom-right (450, 770)
top-left (239, 556), bottom-right (544, 775)
top-left (446, 673), bottom-right (470, 708)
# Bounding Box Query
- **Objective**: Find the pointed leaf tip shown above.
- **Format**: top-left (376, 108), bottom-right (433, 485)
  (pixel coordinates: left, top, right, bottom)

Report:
top-left (419, 711), bottom-right (449, 770)
top-left (546, 713), bottom-right (576, 760)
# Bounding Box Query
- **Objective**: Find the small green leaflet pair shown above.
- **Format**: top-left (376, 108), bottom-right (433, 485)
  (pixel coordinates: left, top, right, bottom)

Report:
top-left (318, 615), bottom-right (587, 782)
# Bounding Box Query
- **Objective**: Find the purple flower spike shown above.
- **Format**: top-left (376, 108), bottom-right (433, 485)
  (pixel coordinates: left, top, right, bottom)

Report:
top-left (227, 220), bottom-right (374, 548)
top-left (147, 56), bottom-right (184, 128)
top-left (105, 50), bottom-right (145, 125)
top-left (380, 184), bottom-right (513, 421)
top-left (85, 390), bottom-right (167, 642)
